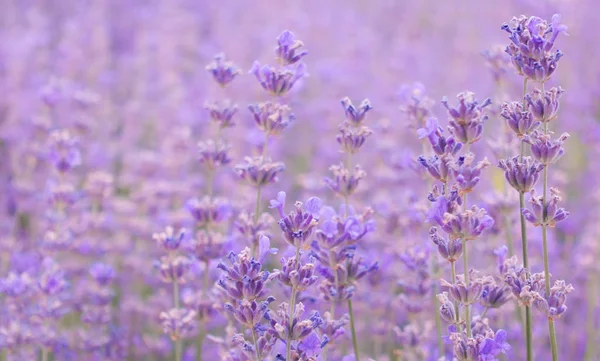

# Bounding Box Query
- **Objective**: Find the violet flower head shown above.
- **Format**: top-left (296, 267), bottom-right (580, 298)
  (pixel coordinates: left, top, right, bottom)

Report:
top-left (248, 102), bottom-right (295, 135)
top-left (500, 101), bottom-right (539, 137)
top-left (89, 263), bottom-right (116, 286)
top-left (336, 124), bottom-right (373, 154)
top-left (450, 153), bottom-right (491, 195)
top-left (192, 230), bottom-right (229, 262)
top-left (532, 280), bottom-right (574, 320)
top-left (38, 258), bottom-right (68, 296)
top-left (523, 130), bottom-right (569, 165)
top-left (522, 188), bottom-right (570, 227)
top-left (250, 61), bottom-right (306, 96)
top-left (153, 226), bottom-right (186, 252)
top-left (324, 164), bottom-right (366, 198)
top-left (419, 118), bottom-right (463, 157)
top-left (275, 30), bottom-right (308, 65)
top-left (205, 100), bottom-right (238, 129)
top-left (156, 255), bottom-right (193, 284)
top-left (47, 129), bottom-right (82, 173)
top-left (481, 45), bottom-right (512, 83)
top-left (502, 15), bottom-right (567, 82)
top-left (206, 53), bottom-right (240, 87)
top-left (437, 292), bottom-right (458, 324)
top-left (441, 274), bottom-right (488, 305)
top-left (498, 156), bottom-right (544, 193)
top-left (234, 156), bottom-right (286, 188)
top-left (480, 279), bottom-right (512, 309)
top-left (429, 227), bottom-right (463, 263)
top-left (225, 297), bottom-right (275, 328)
top-left (159, 308), bottom-right (197, 341)
top-left (525, 87), bottom-right (564, 123)
top-left (441, 91), bottom-right (491, 144)
top-left (450, 327), bottom-right (510, 361)
top-left (399, 82), bottom-right (434, 125)
top-left (267, 302), bottom-right (323, 342)
top-left (277, 256), bottom-right (318, 291)
top-left (217, 238), bottom-right (277, 302)
top-left (0, 272), bottom-right (34, 298)
top-left (272, 194), bottom-right (322, 248)
top-left (185, 196), bottom-right (232, 227)
top-left (319, 312), bottom-right (349, 342)
top-left (340, 97), bottom-right (372, 126)
top-left (504, 268), bottom-right (545, 306)
top-left (440, 205), bottom-right (494, 241)
top-left (235, 211), bottom-right (275, 250)
top-left (197, 139), bottom-right (232, 171)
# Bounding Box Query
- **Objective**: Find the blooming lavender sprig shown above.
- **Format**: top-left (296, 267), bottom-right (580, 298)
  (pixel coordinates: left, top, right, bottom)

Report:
top-left (206, 53), bottom-right (241, 88)
top-left (441, 92), bottom-right (492, 145)
top-left (275, 30), bottom-right (308, 66)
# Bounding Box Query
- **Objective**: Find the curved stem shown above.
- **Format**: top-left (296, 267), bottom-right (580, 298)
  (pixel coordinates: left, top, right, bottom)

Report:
top-left (451, 261), bottom-right (460, 329)
top-left (252, 326), bottom-right (261, 361)
top-left (172, 281), bottom-right (182, 361)
top-left (348, 299), bottom-right (360, 361)
top-left (462, 237), bottom-right (471, 338)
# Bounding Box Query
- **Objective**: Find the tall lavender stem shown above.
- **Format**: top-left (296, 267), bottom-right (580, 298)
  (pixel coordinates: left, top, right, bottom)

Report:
top-left (285, 246), bottom-right (301, 361)
top-left (348, 298), bottom-right (360, 361)
top-left (517, 77), bottom-right (534, 361)
top-left (539, 81), bottom-right (559, 361)
top-left (173, 281), bottom-right (182, 361)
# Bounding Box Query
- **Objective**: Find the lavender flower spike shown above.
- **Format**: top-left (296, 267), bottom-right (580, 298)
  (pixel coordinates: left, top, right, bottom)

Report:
top-left (340, 97), bottom-right (373, 126)
top-left (275, 30), bottom-right (308, 65)
top-left (522, 188), bottom-right (570, 227)
top-left (498, 156), bottom-right (544, 193)
top-left (442, 91), bottom-right (491, 144)
top-left (523, 130), bottom-right (570, 165)
top-left (250, 61), bottom-right (306, 96)
top-left (206, 53), bottom-right (241, 87)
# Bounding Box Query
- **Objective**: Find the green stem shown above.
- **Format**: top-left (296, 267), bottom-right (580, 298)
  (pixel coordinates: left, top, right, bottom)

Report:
top-left (252, 326), bottom-right (261, 361)
top-left (173, 281), bottom-right (182, 361)
top-left (41, 349), bottom-right (49, 361)
top-left (433, 280), bottom-right (444, 356)
top-left (584, 271), bottom-right (598, 361)
top-left (348, 299), bottom-right (360, 361)
top-left (286, 247), bottom-right (301, 361)
top-left (252, 185), bottom-right (262, 257)
top-left (462, 237), bottom-right (471, 338)
top-left (549, 319), bottom-right (559, 361)
top-left (451, 261), bottom-right (460, 329)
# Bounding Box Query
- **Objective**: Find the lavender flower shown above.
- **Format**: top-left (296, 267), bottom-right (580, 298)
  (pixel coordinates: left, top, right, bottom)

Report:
top-left (429, 227), bottom-right (463, 263)
top-left (250, 62), bottom-right (306, 96)
top-left (441, 274), bottom-right (488, 305)
top-left (523, 131), bottom-right (569, 165)
top-left (248, 102), bottom-right (295, 135)
top-left (525, 87), bottom-right (564, 123)
top-left (235, 156), bottom-right (286, 187)
top-left (205, 100), bottom-right (238, 129)
top-left (340, 97), bottom-right (372, 126)
top-left (521, 188), bottom-right (570, 227)
top-left (47, 129), bottom-right (81, 173)
top-left (270, 193), bottom-right (322, 248)
top-left (532, 280), bottom-right (574, 320)
top-left (275, 30), bottom-right (308, 65)
top-left (500, 101), bottom-right (539, 137)
top-left (498, 156), bottom-right (544, 193)
top-left (160, 308), bottom-right (198, 340)
top-left (185, 196), bottom-right (232, 227)
top-left (336, 124), bottom-right (373, 154)
top-left (324, 164), bottom-right (366, 198)
top-left (440, 205), bottom-right (494, 241)
top-left (153, 226), bottom-right (186, 252)
top-left (441, 92), bottom-right (491, 144)
top-left (198, 139), bottom-right (232, 170)
top-left (206, 53), bottom-right (241, 87)
top-left (450, 153), bottom-right (491, 195)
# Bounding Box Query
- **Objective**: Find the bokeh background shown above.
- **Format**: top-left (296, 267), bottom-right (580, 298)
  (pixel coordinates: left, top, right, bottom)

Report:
top-left (0, 0), bottom-right (598, 360)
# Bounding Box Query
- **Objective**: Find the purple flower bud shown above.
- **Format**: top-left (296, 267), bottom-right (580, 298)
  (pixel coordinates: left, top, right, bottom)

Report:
top-left (430, 227), bottom-right (463, 263)
top-left (504, 268), bottom-right (545, 306)
top-left (192, 230), bottom-right (229, 262)
top-left (522, 188), bottom-right (569, 227)
top-left (0, 272), bottom-right (34, 297)
top-left (441, 275), bottom-right (487, 305)
top-left (206, 53), bottom-right (240, 87)
top-left (480, 280), bottom-right (512, 309)
top-left (319, 312), bottom-right (349, 342)
top-left (248, 102), bottom-right (295, 135)
top-left (47, 129), bottom-right (81, 173)
top-left (204, 100), bottom-right (238, 129)
top-left (450, 153), bottom-right (491, 195)
top-left (250, 61), bottom-right (306, 96)
top-left (234, 211), bottom-right (274, 251)
top-left (275, 30), bottom-right (308, 65)
top-left (532, 280), bottom-right (573, 320)
top-left (277, 199), bottom-right (321, 248)
top-left (197, 139), bottom-right (232, 170)
top-left (417, 155), bottom-right (452, 183)
top-left (442, 92), bottom-right (491, 145)
top-left (185, 197), bottom-right (232, 227)
top-left (500, 101), bottom-right (539, 137)
top-left (277, 256), bottom-right (318, 291)
top-left (38, 258), bottom-right (68, 296)
top-left (324, 164), bottom-right (366, 198)
top-left (268, 302), bottom-right (323, 342)
top-left (159, 308), bottom-right (197, 340)
top-left (440, 206), bottom-right (494, 241)
top-left (336, 124), bottom-right (373, 154)
top-left (153, 226), bottom-right (186, 252)
top-left (498, 156), bottom-right (544, 193)
top-left (156, 255), bottom-right (192, 284)
top-left (217, 247), bottom-right (277, 301)
top-left (523, 130), bottom-right (569, 165)
top-left (235, 156), bottom-right (286, 188)
top-left (340, 97), bottom-right (372, 126)
top-left (525, 87), bottom-right (564, 123)
top-left (89, 263), bottom-right (116, 286)
top-left (437, 292), bottom-right (458, 324)
top-left (226, 297), bottom-right (275, 328)
top-left (482, 45), bottom-right (512, 83)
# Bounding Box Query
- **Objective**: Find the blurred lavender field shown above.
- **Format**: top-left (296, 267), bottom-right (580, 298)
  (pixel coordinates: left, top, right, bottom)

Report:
top-left (1, 0), bottom-right (599, 360)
